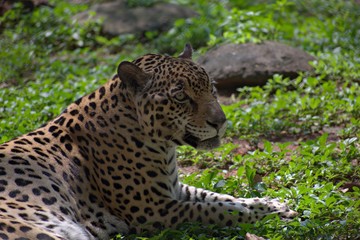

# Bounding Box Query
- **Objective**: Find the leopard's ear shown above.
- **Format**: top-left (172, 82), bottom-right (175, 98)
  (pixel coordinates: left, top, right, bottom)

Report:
top-left (178, 43), bottom-right (193, 59)
top-left (117, 61), bottom-right (151, 93)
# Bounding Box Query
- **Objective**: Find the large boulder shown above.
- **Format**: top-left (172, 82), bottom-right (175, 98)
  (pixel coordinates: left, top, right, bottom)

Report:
top-left (74, 0), bottom-right (197, 36)
top-left (197, 41), bottom-right (315, 95)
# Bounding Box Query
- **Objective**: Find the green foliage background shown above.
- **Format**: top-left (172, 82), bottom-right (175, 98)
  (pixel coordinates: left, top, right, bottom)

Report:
top-left (0, 0), bottom-right (359, 239)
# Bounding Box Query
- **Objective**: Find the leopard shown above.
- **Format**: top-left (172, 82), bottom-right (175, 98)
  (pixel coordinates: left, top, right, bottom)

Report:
top-left (0, 44), bottom-right (297, 240)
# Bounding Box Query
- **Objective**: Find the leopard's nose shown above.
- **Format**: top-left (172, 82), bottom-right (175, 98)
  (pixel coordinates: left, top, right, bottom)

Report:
top-left (206, 118), bottom-right (226, 132)
top-left (206, 108), bottom-right (227, 132)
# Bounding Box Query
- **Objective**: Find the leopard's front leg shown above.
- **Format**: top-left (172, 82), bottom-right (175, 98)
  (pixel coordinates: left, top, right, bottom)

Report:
top-left (130, 199), bottom-right (251, 233)
top-left (131, 197), bottom-right (296, 234)
top-left (179, 183), bottom-right (236, 202)
top-left (178, 183), bottom-right (297, 219)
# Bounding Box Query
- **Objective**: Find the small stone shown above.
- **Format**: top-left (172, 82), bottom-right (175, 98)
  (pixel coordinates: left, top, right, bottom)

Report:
top-left (245, 233), bottom-right (266, 240)
top-left (74, 0), bottom-right (197, 36)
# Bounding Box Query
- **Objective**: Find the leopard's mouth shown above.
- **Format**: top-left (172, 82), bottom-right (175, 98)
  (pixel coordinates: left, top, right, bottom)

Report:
top-left (183, 132), bottom-right (221, 150)
top-left (183, 133), bottom-right (201, 148)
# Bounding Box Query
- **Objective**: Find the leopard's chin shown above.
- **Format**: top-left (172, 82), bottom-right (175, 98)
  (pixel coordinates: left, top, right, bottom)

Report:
top-left (183, 134), bottom-right (221, 150)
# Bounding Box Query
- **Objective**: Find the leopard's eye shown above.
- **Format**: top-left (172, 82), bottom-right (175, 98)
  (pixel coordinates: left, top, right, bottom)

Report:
top-left (174, 92), bottom-right (188, 103)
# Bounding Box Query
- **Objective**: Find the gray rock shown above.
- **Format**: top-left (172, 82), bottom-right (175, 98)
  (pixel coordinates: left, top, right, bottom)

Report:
top-left (74, 0), bottom-right (197, 36)
top-left (197, 41), bottom-right (315, 94)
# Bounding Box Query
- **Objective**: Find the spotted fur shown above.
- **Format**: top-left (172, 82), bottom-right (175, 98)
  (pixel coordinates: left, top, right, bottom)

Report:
top-left (0, 44), bottom-right (296, 240)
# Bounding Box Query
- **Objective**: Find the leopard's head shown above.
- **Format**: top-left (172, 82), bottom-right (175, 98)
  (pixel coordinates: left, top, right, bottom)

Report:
top-left (118, 44), bottom-right (226, 150)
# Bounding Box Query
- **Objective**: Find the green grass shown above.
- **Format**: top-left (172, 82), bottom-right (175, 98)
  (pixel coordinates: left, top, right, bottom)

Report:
top-left (0, 0), bottom-right (359, 239)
